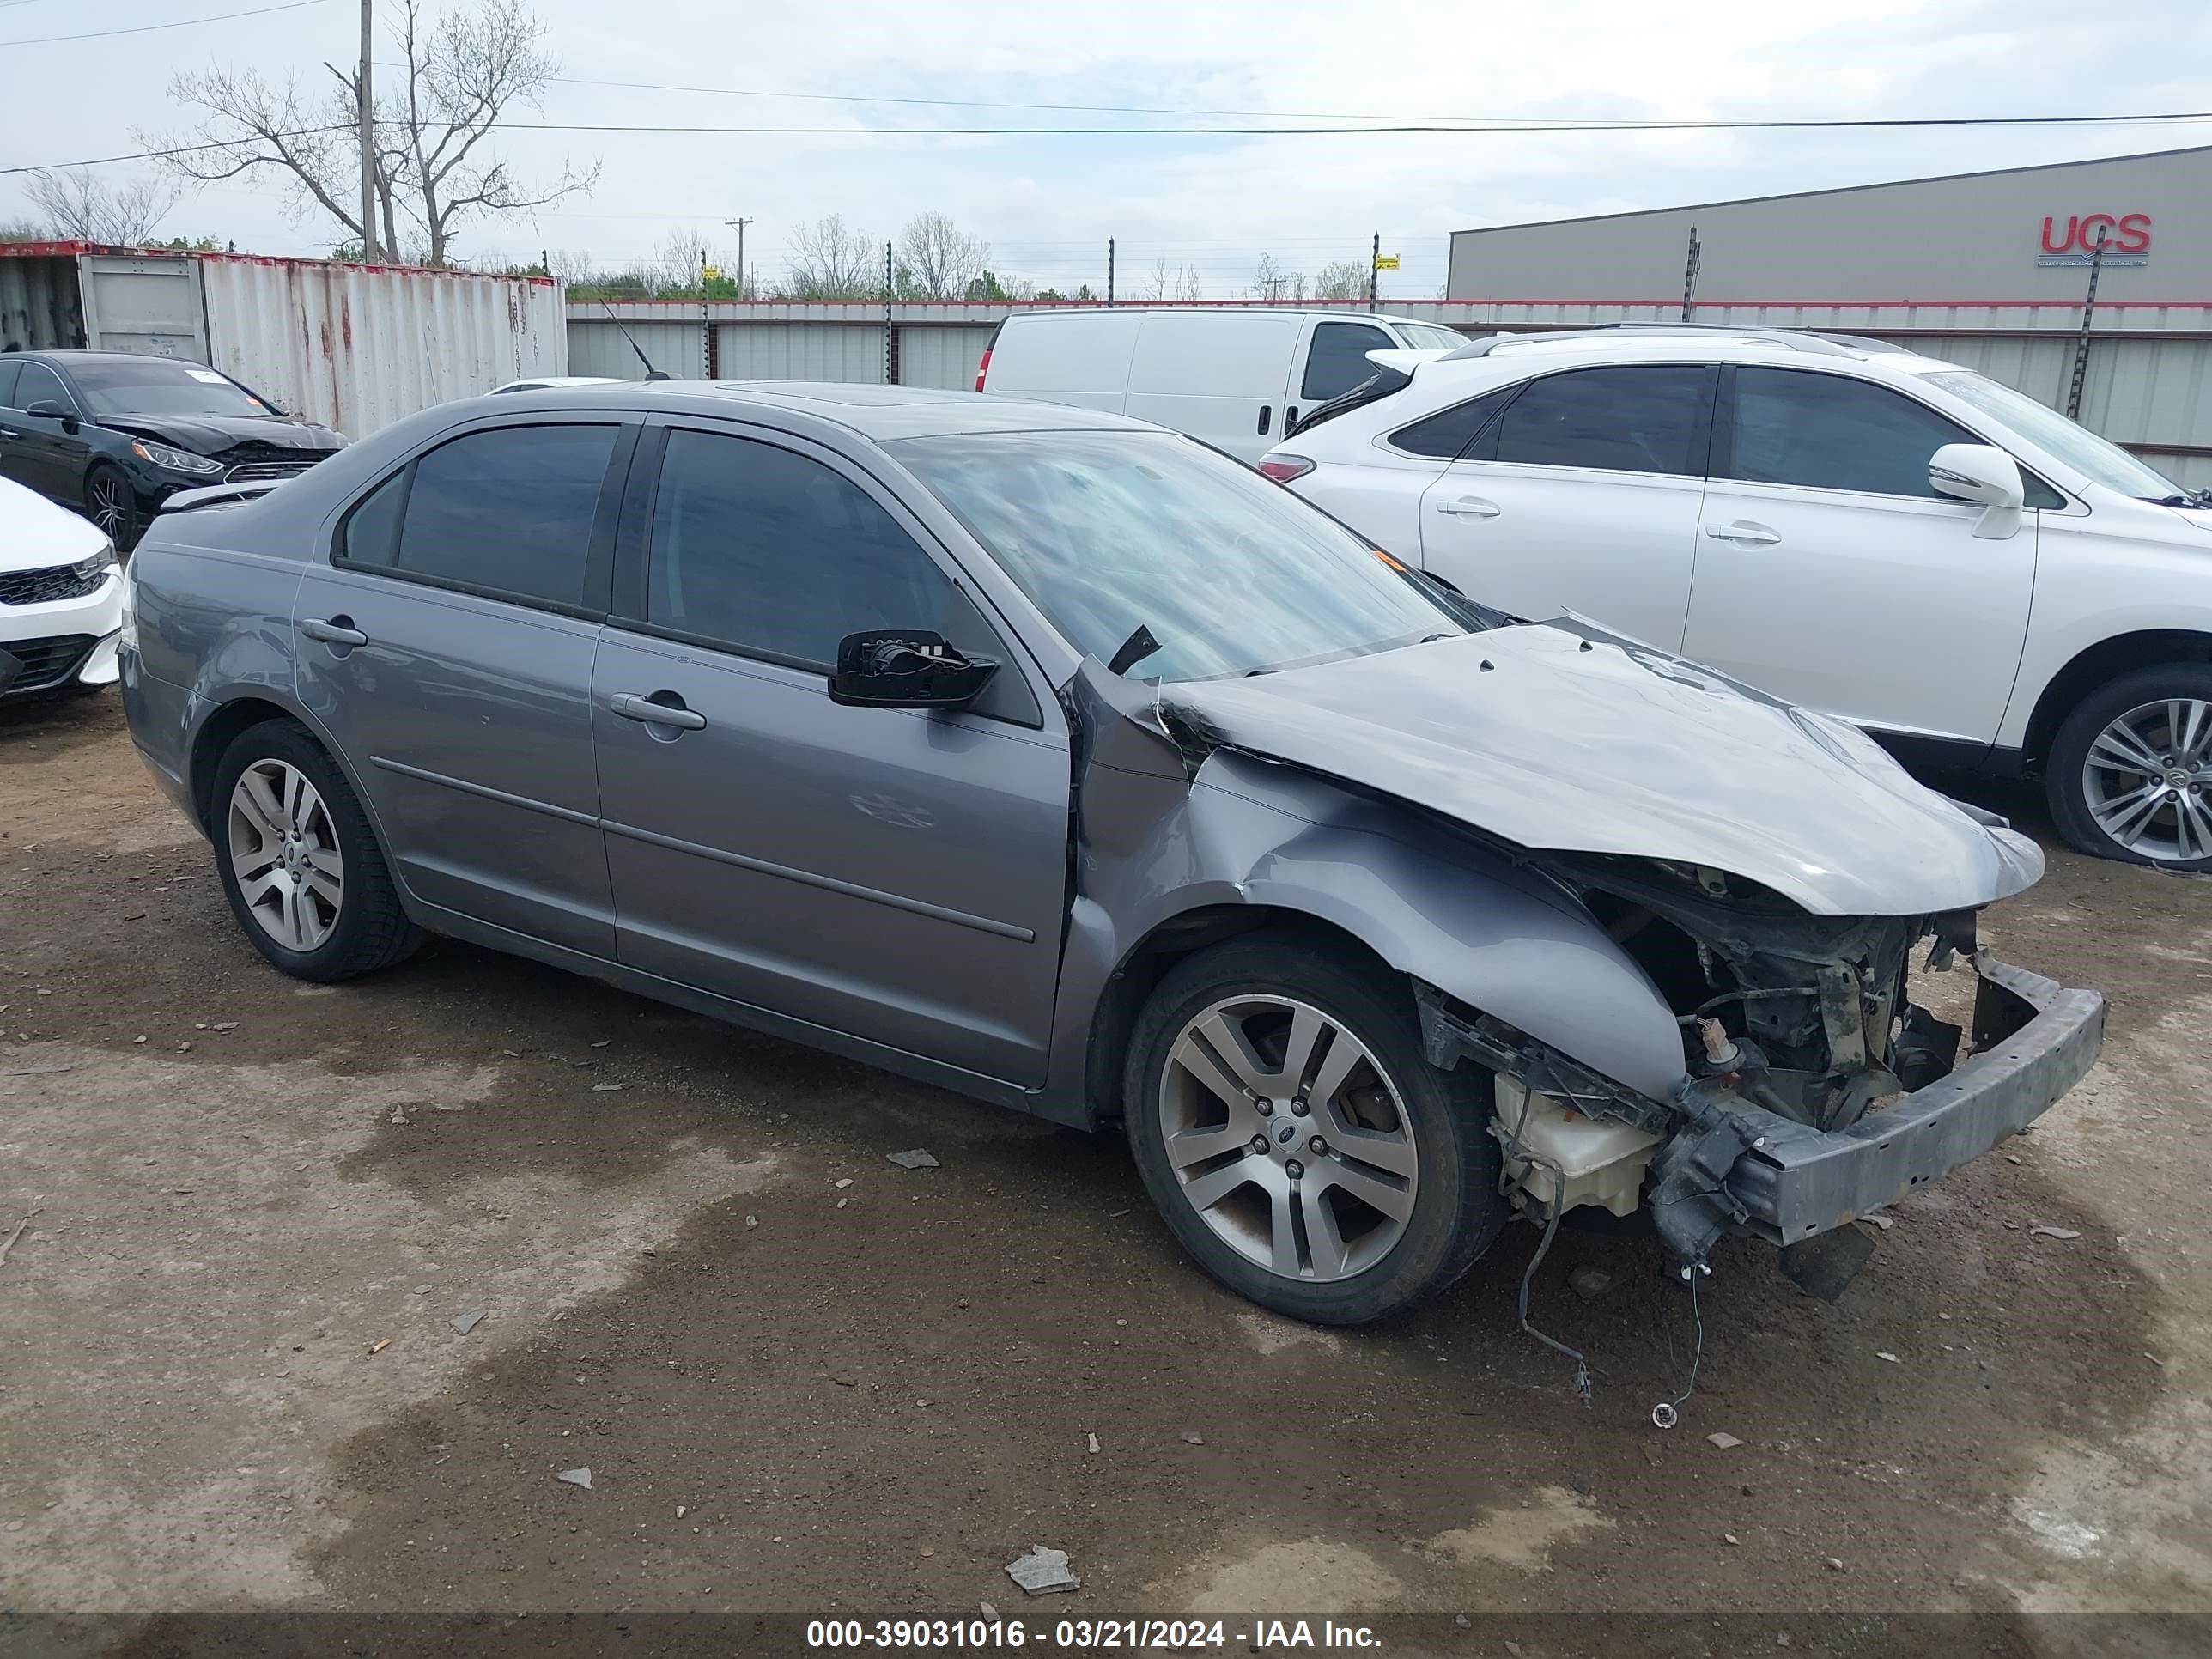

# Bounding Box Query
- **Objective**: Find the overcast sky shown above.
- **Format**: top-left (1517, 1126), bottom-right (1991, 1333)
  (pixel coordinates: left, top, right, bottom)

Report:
top-left (3, 0), bottom-right (2208, 297)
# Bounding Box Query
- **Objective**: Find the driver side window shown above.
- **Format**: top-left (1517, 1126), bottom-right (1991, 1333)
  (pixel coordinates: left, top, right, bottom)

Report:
top-left (13, 362), bottom-right (74, 413)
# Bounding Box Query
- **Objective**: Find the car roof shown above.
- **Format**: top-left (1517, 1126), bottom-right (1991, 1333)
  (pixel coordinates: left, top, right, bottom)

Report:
top-left (1005, 307), bottom-right (1443, 327)
top-left (483, 379), bottom-right (1163, 441)
top-left (8, 349), bottom-right (209, 366)
top-left (1401, 331), bottom-right (1958, 386)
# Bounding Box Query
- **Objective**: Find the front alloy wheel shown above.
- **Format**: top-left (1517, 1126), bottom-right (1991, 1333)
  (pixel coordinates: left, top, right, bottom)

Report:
top-left (2078, 698), bottom-right (2212, 863)
top-left (1158, 994), bottom-right (1419, 1281)
top-left (2050, 665), bottom-right (2212, 871)
top-left (1125, 933), bottom-right (1502, 1324)
top-left (228, 758), bottom-right (345, 951)
top-left (85, 466), bottom-right (135, 544)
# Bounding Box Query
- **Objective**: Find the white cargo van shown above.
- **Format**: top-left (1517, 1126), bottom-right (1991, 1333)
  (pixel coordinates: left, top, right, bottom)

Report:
top-left (974, 308), bottom-right (1466, 462)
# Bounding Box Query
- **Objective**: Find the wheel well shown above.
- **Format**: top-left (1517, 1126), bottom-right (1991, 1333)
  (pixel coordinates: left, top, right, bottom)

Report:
top-left (1083, 905), bottom-right (1400, 1123)
top-left (2024, 631), bottom-right (2212, 768)
top-left (188, 698), bottom-right (298, 833)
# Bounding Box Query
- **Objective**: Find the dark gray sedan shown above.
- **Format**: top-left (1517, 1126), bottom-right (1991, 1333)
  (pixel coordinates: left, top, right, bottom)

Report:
top-left (119, 381), bottom-right (2101, 1324)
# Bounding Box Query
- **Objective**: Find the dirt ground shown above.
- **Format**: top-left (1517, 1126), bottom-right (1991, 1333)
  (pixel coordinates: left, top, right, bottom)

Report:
top-left (3, 693), bottom-right (2210, 1648)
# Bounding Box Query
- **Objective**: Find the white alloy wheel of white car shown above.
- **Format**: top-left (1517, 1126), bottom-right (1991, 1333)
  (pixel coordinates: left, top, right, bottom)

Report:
top-left (1263, 325), bottom-right (2212, 871)
top-left (0, 475), bottom-right (123, 706)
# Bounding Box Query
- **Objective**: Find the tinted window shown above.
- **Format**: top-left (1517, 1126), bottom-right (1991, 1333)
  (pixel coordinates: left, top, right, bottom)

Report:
top-left (342, 469), bottom-right (408, 566)
top-left (647, 428), bottom-right (969, 665)
top-left (14, 362), bottom-right (72, 411)
top-left (1727, 368), bottom-right (1977, 498)
top-left (366, 424), bottom-right (616, 606)
top-left (1389, 386), bottom-right (1518, 459)
top-left (0, 361), bottom-right (19, 407)
top-left (1492, 366), bottom-right (1708, 476)
top-left (1302, 323), bottom-right (1397, 403)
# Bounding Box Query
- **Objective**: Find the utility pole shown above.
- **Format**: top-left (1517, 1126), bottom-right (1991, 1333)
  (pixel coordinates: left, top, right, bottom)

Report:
top-left (357, 0), bottom-right (377, 260)
top-left (701, 246), bottom-right (713, 377)
top-left (2066, 222), bottom-right (2109, 422)
top-left (884, 240), bottom-right (896, 384)
top-left (1370, 231), bottom-right (1379, 312)
top-left (1680, 225), bottom-right (1700, 321)
top-left (722, 216), bottom-right (753, 299)
top-left (1106, 238), bottom-right (1115, 307)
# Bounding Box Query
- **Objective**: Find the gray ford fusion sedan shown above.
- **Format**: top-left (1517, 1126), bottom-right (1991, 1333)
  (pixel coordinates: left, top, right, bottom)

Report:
top-left (119, 380), bottom-right (2105, 1325)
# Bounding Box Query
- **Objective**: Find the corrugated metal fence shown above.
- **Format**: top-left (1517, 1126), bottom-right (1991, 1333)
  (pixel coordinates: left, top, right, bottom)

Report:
top-left (568, 299), bottom-right (2212, 487)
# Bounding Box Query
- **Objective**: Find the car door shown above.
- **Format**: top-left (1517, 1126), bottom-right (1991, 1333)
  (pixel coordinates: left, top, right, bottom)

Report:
top-left (1680, 365), bottom-right (2040, 744)
top-left (3, 362), bottom-right (94, 507)
top-left (1125, 313), bottom-right (1304, 462)
top-left (1415, 363), bottom-right (1715, 649)
top-left (1291, 318), bottom-right (1399, 434)
top-left (292, 415), bottom-right (635, 957)
top-left (592, 418), bottom-right (1071, 1086)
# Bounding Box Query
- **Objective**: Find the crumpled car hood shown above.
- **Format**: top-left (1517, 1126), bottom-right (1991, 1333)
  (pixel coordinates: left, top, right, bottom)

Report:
top-left (1159, 621), bottom-right (2043, 917)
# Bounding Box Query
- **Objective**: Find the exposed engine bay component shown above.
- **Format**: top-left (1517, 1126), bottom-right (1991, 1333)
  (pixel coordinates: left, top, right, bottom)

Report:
top-left (1492, 1074), bottom-right (1661, 1219)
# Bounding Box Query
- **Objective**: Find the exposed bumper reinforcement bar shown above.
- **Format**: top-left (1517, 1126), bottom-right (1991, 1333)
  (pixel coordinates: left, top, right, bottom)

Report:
top-left (1721, 951), bottom-right (2105, 1247)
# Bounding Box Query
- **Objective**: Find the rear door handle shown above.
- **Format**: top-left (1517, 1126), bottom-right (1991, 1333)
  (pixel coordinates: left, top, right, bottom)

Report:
top-left (1433, 495), bottom-right (1501, 520)
top-left (0, 427), bottom-right (20, 441)
top-left (610, 691), bottom-right (707, 731)
top-left (1256, 404), bottom-right (1273, 436)
top-left (1705, 520), bottom-right (1783, 545)
top-left (301, 617), bottom-right (368, 647)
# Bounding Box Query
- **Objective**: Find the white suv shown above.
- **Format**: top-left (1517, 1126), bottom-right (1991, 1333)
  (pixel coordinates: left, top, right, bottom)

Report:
top-left (1262, 325), bottom-right (2212, 871)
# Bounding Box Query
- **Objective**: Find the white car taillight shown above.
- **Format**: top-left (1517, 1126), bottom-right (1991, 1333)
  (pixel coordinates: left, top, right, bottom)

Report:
top-left (1256, 455), bottom-right (1314, 483)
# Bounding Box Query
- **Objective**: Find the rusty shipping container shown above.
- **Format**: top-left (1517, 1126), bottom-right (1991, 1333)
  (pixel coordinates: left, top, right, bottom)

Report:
top-left (0, 244), bottom-right (566, 438)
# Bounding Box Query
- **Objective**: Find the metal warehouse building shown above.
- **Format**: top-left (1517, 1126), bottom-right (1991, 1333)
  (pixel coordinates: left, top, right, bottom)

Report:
top-left (1443, 143), bottom-right (2212, 485)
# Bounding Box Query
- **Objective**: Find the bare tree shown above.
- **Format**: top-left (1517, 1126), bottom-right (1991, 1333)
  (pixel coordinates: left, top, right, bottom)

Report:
top-left (544, 246), bottom-right (597, 286)
top-left (1137, 255), bottom-right (1170, 301)
top-left (1249, 253), bottom-right (1304, 302)
top-left (1312, 259), bottom-right (1369, 301)
top-left (1175, 262), bottom-right (1202, 301)
top-left (146, 0), bottom-right (594, 266)
top-left (24, 169), bottom-right (178, 246)
top-left (896, 211), bottom-right (987, 300)
top-left (784, 214), bottom-right (878, 300)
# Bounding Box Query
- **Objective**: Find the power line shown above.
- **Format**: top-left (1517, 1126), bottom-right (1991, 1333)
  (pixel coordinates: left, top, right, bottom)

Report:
top-left (9, 106), bottom-right (2212, 178)
top-left (0, 0), bottom-right (331, 48)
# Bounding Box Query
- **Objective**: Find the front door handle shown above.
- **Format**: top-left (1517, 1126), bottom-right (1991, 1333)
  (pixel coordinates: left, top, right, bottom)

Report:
top-left (1705, 520), bottom-right (1783, 545)
top-left (1433, 495), bottom-right (1501, 520)
top-left (0, 426), bottom-right (20, 441)
top-left (301, 616), bottom-right (368, 647)
top-left (610, 691), bottom-right (707, 731)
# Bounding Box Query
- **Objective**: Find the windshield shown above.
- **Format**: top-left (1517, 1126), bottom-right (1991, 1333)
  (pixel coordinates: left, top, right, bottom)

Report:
top-left (66, 358), bottom-right (272, 419)
top-left (1920, 369), bottom-right (2185, 501)
top-left (892, 429), bottom-right (1466, 681)
top-left (1394, 324), bottom-right (1469, 350)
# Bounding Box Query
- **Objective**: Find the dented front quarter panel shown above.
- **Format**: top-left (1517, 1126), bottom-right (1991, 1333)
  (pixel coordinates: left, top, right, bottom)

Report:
top-left (1043, 663), bottom-right (1689, 1121)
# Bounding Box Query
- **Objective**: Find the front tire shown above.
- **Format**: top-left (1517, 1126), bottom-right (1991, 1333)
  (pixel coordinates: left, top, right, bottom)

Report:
top-left (1123, 933), bottom-right (1503, 1324)
top-left (210, 720), bottom-right (423, 981)
top-left (84, 463), bottom-right (139, 550)
top-left (2046, 664), bottom-right (2212, 871)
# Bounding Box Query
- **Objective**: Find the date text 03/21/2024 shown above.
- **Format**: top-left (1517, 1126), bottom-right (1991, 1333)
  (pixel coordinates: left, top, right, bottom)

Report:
top-left (804, 1619), bottom-right (1384, 1649)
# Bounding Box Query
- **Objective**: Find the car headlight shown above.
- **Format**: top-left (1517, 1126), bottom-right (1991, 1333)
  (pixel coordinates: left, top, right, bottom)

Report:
top-left (115, 545), bottom-right (137, 653)
top-left (73, 545), bottom-right (119, 583)
top-left (131, 439), bottom-right (223, 476)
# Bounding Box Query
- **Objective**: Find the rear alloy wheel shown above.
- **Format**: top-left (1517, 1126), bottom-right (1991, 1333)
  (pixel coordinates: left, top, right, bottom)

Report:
top-left (2049, 665), bottom-right (2212, 871)
top-left (1125, 933), bottom-right (1502, 1324)
top-left (210, 720), bottom-right (423, 980)
top-left (84, 464), bottom-right (137, 548)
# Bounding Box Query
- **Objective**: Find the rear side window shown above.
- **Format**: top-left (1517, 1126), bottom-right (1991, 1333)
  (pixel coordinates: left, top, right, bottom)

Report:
top-left (646, 428), bottom-right (970, 666)
top-left (1389, 386), bottom-right (1519, 459)
top-left (1302, 323), bottom-right (1396, 403)
top-left (344, 423), bottom-right (617, 607)
top-left (1726, 368), bottom-right (1976, 498)
top-left (0, 361), bottom-right (19, 407)
top-left (1491, 365), bottom-right (1709, 476)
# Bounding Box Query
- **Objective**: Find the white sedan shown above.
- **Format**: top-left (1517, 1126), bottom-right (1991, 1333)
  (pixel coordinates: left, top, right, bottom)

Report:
top-left (1, 476), bottom-right (123, 704)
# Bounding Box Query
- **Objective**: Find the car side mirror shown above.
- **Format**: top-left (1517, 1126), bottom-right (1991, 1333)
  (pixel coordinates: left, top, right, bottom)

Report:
top-left (25, 399), bottom-right (80, 434)
top-left (1929, 442), bottom-right (2025, 540)
top-left (828, 629), bottom-right (999, 709)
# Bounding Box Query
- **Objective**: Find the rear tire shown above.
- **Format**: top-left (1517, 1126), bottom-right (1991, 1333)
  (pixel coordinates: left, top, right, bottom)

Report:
top-left (1123, 932), bottom-right (1503, 1324)
top-left (210, 719), bottom-right (423, 981)
top-left (2046, 663), bottom-right (2212, 871)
